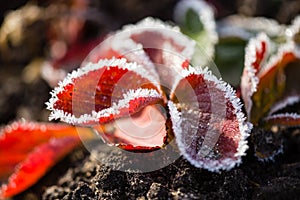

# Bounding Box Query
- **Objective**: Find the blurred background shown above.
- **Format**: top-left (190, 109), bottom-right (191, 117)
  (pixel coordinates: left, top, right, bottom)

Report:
top-left (0, 0), bottom-right (300, 125)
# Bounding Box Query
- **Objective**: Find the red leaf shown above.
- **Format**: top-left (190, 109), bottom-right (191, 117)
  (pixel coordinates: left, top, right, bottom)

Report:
top-left (0, 137), bottom-right (80, 198)
top-left (128, 18), bottom-right (195, 88)
top-left (241, 33), bottom-right (300, 123)
top-left (93, 104), bottom-right (168, 150)
top-left (47, 58), bottom-right (164, 125)
top-left (0, 121), bottom-right (93, 198)
top-left (168, 67), bottom-right (251, 172)
top-left (241, 33), bottom-right (269, 120)
top-left (84, 18), bottom-right (196, 90)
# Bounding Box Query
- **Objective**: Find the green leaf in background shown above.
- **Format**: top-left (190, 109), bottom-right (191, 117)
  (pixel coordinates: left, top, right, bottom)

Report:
top-left (174, 0), bottom-right (218, 67)
top-left (215, 38), bottom-right (247, 86)
top-left (182, 8), bottom-right (204, 39)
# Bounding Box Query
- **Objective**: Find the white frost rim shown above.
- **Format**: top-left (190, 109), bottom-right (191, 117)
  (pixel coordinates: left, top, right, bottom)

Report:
top-left (259, 41), bottom-right (299, 77)
top-left (265, 113), bottom-right (300, 121)
top-left (243, 33), bottom-right (269, 94)
top-left (241, 33), bottom-right (270, 117)
top-left (120, 17), bottom-right (196, 61)
top-left (48, 87), bottom-right (162, 125)
top-left (268, 95), bottom-right (300, 116)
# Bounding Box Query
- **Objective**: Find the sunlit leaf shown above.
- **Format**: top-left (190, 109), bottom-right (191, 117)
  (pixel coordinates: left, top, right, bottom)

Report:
top-left (0, 121), bottom-right (93, 198)
top-left (0, 137), bottom-right (79, 198)
top-left (47, 58), bottom-right (164, 125)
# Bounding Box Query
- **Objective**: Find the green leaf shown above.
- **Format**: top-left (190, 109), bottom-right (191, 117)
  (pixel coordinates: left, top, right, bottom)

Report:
top-left (174, 0), bottom-right (218, 66)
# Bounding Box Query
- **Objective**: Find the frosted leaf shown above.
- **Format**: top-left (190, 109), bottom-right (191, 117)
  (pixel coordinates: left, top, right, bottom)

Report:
top-left (47, 58), bottom-right (163, 125)
top-left (168, 66), bottom-right (251, 172)
top-left (84, 17), bottom-right (195, 90)
top-left (241, 32), bottom-right (300, 124)
top-left (218, 15), bottom-right (285, 40)
top-left (241, 33), bottom-right (270, 118)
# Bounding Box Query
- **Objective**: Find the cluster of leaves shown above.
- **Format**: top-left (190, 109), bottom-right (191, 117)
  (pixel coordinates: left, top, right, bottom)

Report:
top-left (0, 0), bottom-right (300, 198)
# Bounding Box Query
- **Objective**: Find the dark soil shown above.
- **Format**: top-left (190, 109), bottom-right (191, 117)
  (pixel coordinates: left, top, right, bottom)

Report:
top-left (13, 130), bottom-right (300, 200)
top-left (1, 0), bottom-right (300, 200)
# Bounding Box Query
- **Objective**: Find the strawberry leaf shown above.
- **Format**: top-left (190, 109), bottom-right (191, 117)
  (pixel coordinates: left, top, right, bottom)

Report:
top-left (241, 33), bottom-right (300, 124)
top-left (0, 137), bottom-right (79, 198)
top-left (241, 33), bottom-right (270, 120)
top-left (47, 58), bottom-right (164, 125)
top-left (0, 121), bottom-right (93, 198)
top-left (168, 67), bottom-right (251, 172)
top-left (93, 104), bottom-right (168, 151)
